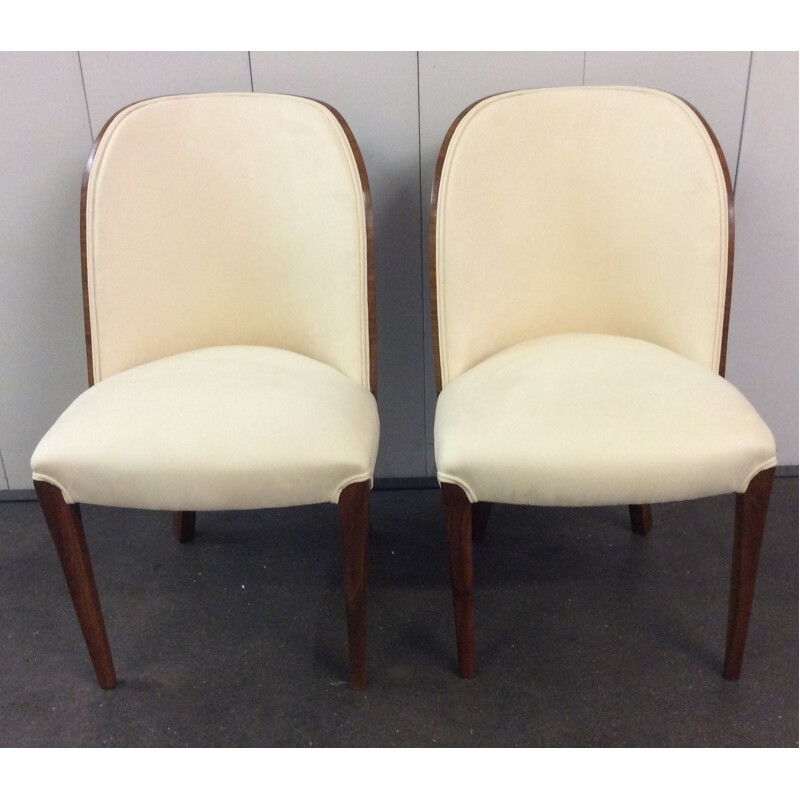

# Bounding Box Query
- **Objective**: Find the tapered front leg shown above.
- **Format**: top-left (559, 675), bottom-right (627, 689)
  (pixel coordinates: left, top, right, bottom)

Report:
top-left (172, 511), bottom-right (196, 543)
top-left (723, 467), bottom-right (775, 680)
top-left (442, 483), bottom-right (475, 678)
top-left (629, 504), bottom-right (652, 535)
top-left (338, 480), bottom-right (370, 689)
top-left (34, 481), bottom-right (116, 689)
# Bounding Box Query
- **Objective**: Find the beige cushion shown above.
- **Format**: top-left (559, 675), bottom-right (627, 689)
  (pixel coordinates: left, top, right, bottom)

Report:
top-left (86, 93), bottom-right (370, 388)
top-left (434, 334), bottom-right (776, 506)
top-left (31, 347), bottom-right (379, 510)
top-left (434, 87), bottom-right (730, 386)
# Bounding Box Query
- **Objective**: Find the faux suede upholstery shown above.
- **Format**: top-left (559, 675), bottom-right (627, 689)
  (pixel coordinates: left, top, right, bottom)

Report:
top-left (435, 334), bottom-right (776, 506)
top-left (433, 87), bottom-right (776, 504)
top-left (32, 93), bottom-right (378, 509)
top-left (85, 93), bottom-right (370, 387)
top-left (32, 347), bottom-right (379, 510)
top-left (435, 87), bottom-right (729, 386)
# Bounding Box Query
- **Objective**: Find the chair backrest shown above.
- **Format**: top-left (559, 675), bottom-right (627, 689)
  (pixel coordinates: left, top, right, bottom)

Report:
top-left (82, 93), bottom-right (375, 393)
top-left (430, 86), bottom-right (733, 391)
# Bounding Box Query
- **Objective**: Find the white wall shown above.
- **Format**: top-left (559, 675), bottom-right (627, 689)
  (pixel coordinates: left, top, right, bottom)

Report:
top-left (0, 52), bottom-right (92, 489)
top-left (726, 51), bottom-right (799, 466)
top-left (0, 51), bottom-right (796, 491)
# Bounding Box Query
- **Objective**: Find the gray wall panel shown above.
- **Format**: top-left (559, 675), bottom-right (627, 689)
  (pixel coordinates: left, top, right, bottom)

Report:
top-left (250, 51), bottom-right (425, 478)
top-left (0, 52), bottom-right (93, 488)
top-left (584, 51), bottom-right (750, 178)
top-left (80, 51), bottom-right (252, 137)
top-left (726, 51), bottom-right (798, 464)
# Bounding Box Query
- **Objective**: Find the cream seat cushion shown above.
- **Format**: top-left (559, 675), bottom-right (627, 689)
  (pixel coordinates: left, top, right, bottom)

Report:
top-left (434, 334), bottom-right (776, 506)
top-left (31, 346), bottom-right (380, 510)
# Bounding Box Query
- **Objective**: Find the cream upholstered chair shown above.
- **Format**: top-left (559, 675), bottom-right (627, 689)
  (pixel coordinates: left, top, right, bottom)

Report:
top-left (430, 87), bottom-right (777, 681)
top-left (31, 93), bottom-right (379, 690)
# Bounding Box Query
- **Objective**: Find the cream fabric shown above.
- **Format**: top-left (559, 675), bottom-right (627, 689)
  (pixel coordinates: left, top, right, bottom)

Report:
top-left (32, 347), bottom-right (380, 510)
top-left (435, 87), bottom-right (730, 386)
top-left (86, 93), bottom-right (370, 388)
top-left (435, 334), bottom-right (776, 506)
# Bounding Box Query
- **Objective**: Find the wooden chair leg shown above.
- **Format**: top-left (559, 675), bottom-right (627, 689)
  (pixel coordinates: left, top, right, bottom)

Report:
top-left (472, 501), bottom-right (493, 542)
top-left (442, 483), bottom-right (475, 678)
top-left (172, 511), bottom-right (196, 543)
top-left (629, 503), bottom-right (652, 535)
top-left (338, 480), bottom-right (370, 690)
top-left (723, 467), bottom-right (775, 680)
top-left (34, 481), bottom-right (116, 689)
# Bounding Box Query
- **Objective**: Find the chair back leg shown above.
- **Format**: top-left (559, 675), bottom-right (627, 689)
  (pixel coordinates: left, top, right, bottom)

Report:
top-left (172, 511), bottom-right (196, 542)
top-left (471, 501), bottom-right (493, 542)
top-left (338, 480), bottom-right (371, 689)
top-left (442, 483), bottom-right (475, 678)
top-left (723, 467), bottom-right (775, 680)
top-left (34, 481), bottom-right (116, 689)
top-left (629, 504), bottom-right (653, 535)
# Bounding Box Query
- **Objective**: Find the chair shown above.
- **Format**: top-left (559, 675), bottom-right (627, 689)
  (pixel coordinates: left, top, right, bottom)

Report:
top-left (30, 93), bottom-right (379, 690)
top-left (429, 87), bottom-right (777, 680)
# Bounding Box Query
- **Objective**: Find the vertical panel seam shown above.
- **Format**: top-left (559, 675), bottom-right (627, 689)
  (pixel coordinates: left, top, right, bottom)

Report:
top-left (582, 52), bottom-right (587, 85)
top-left (0, 446), bottom-right (9, 490)
top-left (247, 51), bottom-right (254, 92)
top-left (734, 51), bottom-right (754, 196)
top-left (77, 51), bottom-right (94, 139)
top-left (416, 52), bottom-right (432, 477)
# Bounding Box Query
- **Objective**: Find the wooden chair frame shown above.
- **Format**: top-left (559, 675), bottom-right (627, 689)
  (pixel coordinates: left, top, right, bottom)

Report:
top-left (36, 95), bottom-right (377, 690)
top-left (429, 91), bottom-right (773, 682)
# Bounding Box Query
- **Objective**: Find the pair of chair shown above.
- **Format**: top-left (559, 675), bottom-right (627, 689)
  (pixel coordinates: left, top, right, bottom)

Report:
top-left (30, 89), bottom-right (777, 691)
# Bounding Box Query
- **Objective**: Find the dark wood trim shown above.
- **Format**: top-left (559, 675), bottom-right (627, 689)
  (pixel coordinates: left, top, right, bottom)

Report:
top-left (80, 143), bottom-right (94, 387)
top-left (81, 95), bottom-right (378, 397)
top-left (679, 97), bottom-right (735, 378)
top-left (338, 480), bottom-right (371, 690)
top-left (172, 511), bottom-right (196, 543)
top-left (723, 467), bottom-right (774, 680)
top-left (34, 481), bottom-right (116, 689)
top-left (428, 90), bottom-right (735, 391)
top-left (629, 503), bottom-right (653, 535)
top-left (441, 482), bottom-right (475, 678)
top-left (318, 101), bottom-right (378, 398)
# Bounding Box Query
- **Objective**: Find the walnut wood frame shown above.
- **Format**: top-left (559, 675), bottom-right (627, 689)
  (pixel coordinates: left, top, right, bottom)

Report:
top-left (431, 90), bottom-right (770, 682)
top-left (44, 94), bottom-right (377, 689)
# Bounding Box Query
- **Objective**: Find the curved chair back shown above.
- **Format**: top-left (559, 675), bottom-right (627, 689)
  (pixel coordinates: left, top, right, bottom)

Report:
top-left (431, 86), bottom-right (732, 390)
top-left (82, 93), bottom-right (375, 392)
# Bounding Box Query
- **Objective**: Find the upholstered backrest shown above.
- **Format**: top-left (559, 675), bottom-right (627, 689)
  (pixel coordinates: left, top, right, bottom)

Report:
top-left (432, 87), bottom-right (731, 389)
top-left (83, 93), bottom-right (373, 390)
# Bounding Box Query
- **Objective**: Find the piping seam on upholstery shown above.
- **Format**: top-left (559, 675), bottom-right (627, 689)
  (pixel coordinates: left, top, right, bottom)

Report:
top-left (436, 86), bottom-right (730, 383)
top-left (436, 471), bottom-right (477, 503)
top-left (738, 457), bottom-right (779, 494)
top-left (31, 473), bottom-right (74, 505)
top-left (331, 471), bottom-right (374, 503)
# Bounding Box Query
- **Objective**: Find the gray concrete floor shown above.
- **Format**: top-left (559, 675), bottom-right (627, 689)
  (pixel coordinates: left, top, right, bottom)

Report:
top-left (0, 479), bottom-right (796, 747)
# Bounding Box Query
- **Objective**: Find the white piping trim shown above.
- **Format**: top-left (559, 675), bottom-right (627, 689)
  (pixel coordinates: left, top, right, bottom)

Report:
top-left (737, 457), bottom-right (778, 494)
top-left (87, 93), bottom-right (371, 390)
top-left (436, 471), bottom-right (478, 503)
top-left (331, 472), bottom-right (374, 503)
top-left (31, 473), bottom-right (75, 505)
top-left (435, 86), bottom-right (731, 385)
